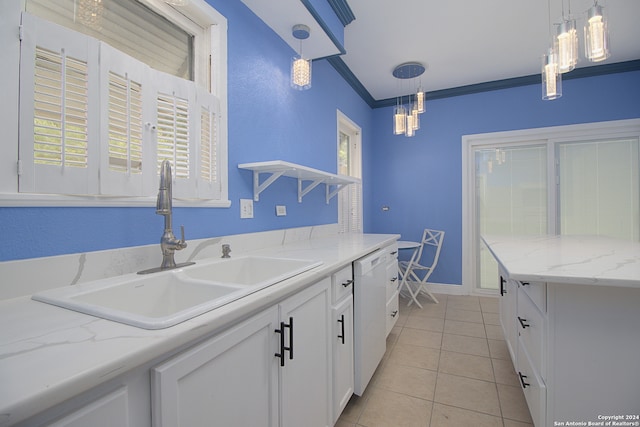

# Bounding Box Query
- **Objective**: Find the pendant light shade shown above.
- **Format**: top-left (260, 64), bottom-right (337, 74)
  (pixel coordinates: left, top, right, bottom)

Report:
top-left (542, 47), bottom-right (562, 100)
top-left (393, 105), bottom-right (407, 135)
top-left (555, 18), bottom-right (578, 73)
top-left (416, 88), bottom-right (425, 113)
top-left (291, 24), bottom-right (312, 90)
top-left (584, 3), bottom-right (610, 62)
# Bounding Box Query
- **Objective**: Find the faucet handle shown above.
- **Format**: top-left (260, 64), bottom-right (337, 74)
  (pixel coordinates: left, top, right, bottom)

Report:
top-left (179, 225), bottom-right (188, 248)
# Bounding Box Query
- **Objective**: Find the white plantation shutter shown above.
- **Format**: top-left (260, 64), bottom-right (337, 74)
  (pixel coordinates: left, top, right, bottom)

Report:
top-left (154, 72), bottom-right (196, 198)
top-left (19, 13), bottom-right (99, 194)
top-left (16, 12), bottom-right (225, 202)
top-left (196, 88), bottom-right (221, 199)
top-left (99, 42), bottom-right (149, 196)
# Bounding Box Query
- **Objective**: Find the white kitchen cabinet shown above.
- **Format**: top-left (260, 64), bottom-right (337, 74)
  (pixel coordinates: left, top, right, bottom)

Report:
top-left (498, 268), bottom-right (518, 363)
top-left (151, 278), bottom-right (331, 427)
top-left (499, 272), bottom-right (640, 427)
top-left (47, 387), bottom-right (130, 427)
top-left (151, 306), bottom-right (280, 427)
top-left (384, 244), bottom-right (399, 336)
top-left (330, 266), bottom-right (354, 423)
top-left (279, 278), bottom-right (332, 427)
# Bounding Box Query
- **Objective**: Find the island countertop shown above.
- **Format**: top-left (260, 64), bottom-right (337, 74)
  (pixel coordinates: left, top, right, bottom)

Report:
top-left (482, 234), bottom-right (640, 288)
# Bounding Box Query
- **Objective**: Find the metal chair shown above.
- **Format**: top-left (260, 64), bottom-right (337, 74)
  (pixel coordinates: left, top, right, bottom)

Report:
top-left (398, 229), bottom-right (445, 307)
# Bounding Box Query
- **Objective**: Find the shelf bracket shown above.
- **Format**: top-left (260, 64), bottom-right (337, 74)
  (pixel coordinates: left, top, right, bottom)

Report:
top-left (298, 179), bottom-right (324, 203)
top-left (326, 183), bottom-right (348, 204)
top-left (253, 170), bottom-right (285, 201)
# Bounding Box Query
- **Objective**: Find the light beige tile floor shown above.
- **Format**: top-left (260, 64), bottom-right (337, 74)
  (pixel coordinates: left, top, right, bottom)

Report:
top-left (336, 293), bottom-right (534, 427)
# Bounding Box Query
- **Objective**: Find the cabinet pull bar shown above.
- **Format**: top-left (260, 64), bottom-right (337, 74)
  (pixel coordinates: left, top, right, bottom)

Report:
top-left (283, 317), bottom-right (294, 360)
top-left (342, 279), bottom-right (354, 288)
top-left (517, 316), bottom-right (530, 329)
top-left (391, 310), bottom-right (398, 318)
top-left (337, 314), bottom-right (345, 344)
top-left (500, 276), bottom-right (506, 296)
top-left (390, 276), bottom-right (398, 283)
top-left (274, 322), bottom-right (286, 367)
top-left (521, 281), bottom-right (530, 286)
top-left (518, 372), bottom-right (530, 389)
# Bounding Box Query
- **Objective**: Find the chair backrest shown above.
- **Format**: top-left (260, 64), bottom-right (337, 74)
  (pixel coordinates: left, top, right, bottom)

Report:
top-left (414, 228), bottom-right (445, 270)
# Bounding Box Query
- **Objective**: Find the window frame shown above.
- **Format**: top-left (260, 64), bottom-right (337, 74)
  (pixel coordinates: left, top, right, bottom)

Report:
top-left (0, 0), bottom-right (229, 207)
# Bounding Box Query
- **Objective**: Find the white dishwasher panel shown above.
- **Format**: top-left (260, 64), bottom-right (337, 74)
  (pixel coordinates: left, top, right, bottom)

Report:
top-left (353, 249), bottom-right (387, 395)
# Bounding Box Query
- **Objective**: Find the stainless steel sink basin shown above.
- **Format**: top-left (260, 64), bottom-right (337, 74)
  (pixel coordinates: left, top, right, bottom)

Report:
top-left (32, 256), bottom-right (322, 329)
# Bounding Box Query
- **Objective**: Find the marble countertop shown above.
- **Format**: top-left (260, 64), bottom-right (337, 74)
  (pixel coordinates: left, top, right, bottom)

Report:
top-left (482, 234), bottom-right (640, 287)
top-left (0, 233), bottom-right (399, 426)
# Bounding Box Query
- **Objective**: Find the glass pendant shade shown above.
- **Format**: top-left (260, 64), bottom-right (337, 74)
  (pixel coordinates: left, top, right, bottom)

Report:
top-left (411, 103), bottom-right (420, 130)
top-left (416, 89), bottom-right (425, 113)
top-left (291, 56), bottom-right (312, 90)
top-left (405, 113), bottom-right (415, 137)
top-left (555, 19), bottom-right (578, 73)
top-left (393, 105), bottom-right (406, 135)
top-left (584, 4), bottom-right (610, 62)
top-left (542, 48), bottom-right (562, 100)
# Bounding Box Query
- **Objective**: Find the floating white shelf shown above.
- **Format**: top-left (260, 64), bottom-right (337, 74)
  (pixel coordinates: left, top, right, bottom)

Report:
top-left (238, 161), bottom-right (360, 204)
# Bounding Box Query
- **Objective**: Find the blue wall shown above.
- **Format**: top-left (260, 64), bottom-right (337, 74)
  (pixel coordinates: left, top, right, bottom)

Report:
top-left (2, 0), bottom-right (639, 287)
top-left (0, 0), bottom-right (372, 261)
top-left (367, 70), bottom-right (640, 286)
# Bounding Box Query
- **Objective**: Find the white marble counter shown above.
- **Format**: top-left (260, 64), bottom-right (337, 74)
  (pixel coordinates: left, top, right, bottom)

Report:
top-left (482, 234), bottom-right (640, 288)
top-left (0, 231), bottom-right (399, 426)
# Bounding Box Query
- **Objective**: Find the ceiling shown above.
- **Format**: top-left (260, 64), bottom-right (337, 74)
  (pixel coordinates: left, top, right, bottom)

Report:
top-left (244, 0), bottom-right (640, 102)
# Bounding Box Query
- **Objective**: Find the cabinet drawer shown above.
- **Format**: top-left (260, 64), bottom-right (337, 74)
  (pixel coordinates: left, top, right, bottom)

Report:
top-left (332, 265), bottom-right (353, 304)
top-left (519, 280), bottom-right (546, 312)
top-left (517, 290), bottom-right (546, 379)
top-left (385, 291), bottom-right (399, 337)
top-left (517, 338), bottom-right (546, 427)
top-left (385, 243), bottom-right (398, 260)
top-left (386, 259), bottom-right (399, 300)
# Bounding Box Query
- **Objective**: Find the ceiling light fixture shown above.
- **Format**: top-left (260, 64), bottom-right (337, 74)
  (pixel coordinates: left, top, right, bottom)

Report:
top-left (584, 2), bottom-right (610, 62)
top-left (291, 24), bottom-right (312, 90)
top-left (392, 62), bottom-right (426, 137)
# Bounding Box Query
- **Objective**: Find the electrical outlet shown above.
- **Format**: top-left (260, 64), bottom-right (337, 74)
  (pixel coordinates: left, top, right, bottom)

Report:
top-left (275, 205), bottom-right (287, 216)
top-left (240, 199), bottom-right (254, 219)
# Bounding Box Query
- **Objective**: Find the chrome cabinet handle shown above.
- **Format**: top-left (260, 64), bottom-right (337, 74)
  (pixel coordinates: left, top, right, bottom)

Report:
top-left (518, 372), bottom-right (530, 389)
top-left (518, 316), bottom-right (530, 329)
top-left (342, 279), bottom-right (354, 288)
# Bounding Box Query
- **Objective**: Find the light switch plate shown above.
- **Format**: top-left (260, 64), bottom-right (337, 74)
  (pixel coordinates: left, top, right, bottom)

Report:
top-left (275, 205), bottom-right (287, 216)
top-left (240, 199), bottom-right (254, 219)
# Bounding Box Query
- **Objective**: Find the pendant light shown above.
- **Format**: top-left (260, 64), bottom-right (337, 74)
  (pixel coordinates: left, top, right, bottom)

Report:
top-left (555, 0), bottom-right (578, 73)
top-left (584, 2), bottom-right (610, 62)
top-left (542, 46), bottom-right (562, 100)
top-left (291, 24), bottom-right (312, 90)
top-left (392, 62), bottom-right (426, 137)
top-left (542, 0), bottom-right (562, 100)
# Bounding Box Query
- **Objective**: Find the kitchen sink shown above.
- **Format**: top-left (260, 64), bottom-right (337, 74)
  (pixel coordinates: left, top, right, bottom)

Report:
top-left (32, 256), bottom-right (322, 329)
top-left (180, 256), bottom-right (323, 286)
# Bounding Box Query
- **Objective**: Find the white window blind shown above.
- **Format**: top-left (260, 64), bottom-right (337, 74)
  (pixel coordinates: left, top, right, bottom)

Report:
top-left (196, 87), bottom-right (221, 199)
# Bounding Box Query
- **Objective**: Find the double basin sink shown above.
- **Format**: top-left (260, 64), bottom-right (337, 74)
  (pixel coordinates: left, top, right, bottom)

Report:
top-left (32, 256), bottom-right (322, 329)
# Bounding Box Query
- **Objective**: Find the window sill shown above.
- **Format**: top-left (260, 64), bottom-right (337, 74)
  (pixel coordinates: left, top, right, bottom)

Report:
top-left (0, 194), bottom-right (231, 208)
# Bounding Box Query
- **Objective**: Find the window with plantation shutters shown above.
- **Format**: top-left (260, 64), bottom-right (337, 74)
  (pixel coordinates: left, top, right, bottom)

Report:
top-left (3, 0), bottom-right (228, 207)
top-left (19, 13), bottom-right (99, 195)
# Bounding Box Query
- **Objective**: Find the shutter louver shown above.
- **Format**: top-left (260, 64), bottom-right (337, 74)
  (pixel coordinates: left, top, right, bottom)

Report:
top-left (108, 71), bottom-right (143, 174)
top-left (33, 46), bottom-right (89, 168)
top-left (157, 92), bottom-right (190, 180)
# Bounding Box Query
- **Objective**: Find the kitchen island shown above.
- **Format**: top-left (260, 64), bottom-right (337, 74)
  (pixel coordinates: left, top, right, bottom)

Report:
top-left (483, 235), bottom-right (640, 427)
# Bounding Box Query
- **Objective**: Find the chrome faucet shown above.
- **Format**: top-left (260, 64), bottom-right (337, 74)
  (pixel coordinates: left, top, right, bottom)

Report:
top-left (139, 160), bottom-right (194, 274)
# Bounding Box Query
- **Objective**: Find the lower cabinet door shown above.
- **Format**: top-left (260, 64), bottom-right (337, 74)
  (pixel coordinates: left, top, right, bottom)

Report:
top-left (279, 278), bottom-right (332, 427)
top-left (517, 338), bottom-right (546, 427)
top-left (151, 306), bottom-right (280, 427)
top-left (332, 295), bottom-right (354, 423)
